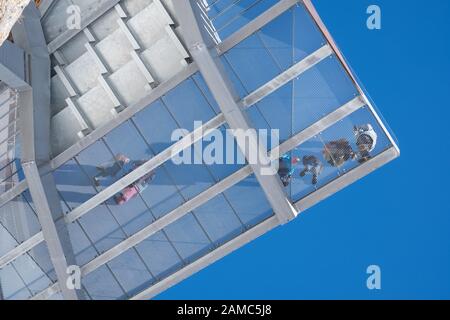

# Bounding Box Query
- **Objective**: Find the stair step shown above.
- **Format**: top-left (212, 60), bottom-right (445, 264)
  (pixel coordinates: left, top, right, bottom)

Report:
top-left (140, 32), bottom-right (188, 83)
top-left (121, 0), bottom-right (152, 17)
top-left (50, 75), bottom-right (70, 116)
top-left (76, 85), bottom-right (117, 129)
top-left (59, 32), bottom-right (90, 66)
top-left (88, 4), bottom-right (122, 42)
top-left (117, 18), bottom-right (141, 50)
top-left (161, 0), bottom-right (177, 24)
top-left (85, 43), bottom-right (109, 75)
top-left (54, 66), bottom-right (78, 97)
top-left (108, 59), bottom-right (150, 106)
top-left (51, 107), bottom-right (85, 155)
top-left (114, 3), bottom-right (128, 18)
top-left (64, 52), bottom-right (102, 95)
top-left (126, 2), bottom-right (172, 49)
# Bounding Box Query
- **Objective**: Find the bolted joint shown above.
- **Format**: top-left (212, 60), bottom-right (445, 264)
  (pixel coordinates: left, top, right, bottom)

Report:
top-left (189, 41), bottom-right (208, 53)
top-left (20, 159), bottom-right (36, 169)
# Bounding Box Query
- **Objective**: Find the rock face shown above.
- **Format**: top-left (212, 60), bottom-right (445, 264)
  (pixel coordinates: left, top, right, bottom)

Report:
top-left (0, 0), bottom-right (32, 45)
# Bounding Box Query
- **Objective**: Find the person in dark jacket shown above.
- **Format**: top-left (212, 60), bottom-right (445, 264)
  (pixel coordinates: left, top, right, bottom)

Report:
top-left (93, 154), bottom-right (131, 186)
top-left (323, 139), bottom-right (356, 167)
top-left (278, 154), bottom-right (301, 187)
top-left (299, 155), bottom-right (323, 185)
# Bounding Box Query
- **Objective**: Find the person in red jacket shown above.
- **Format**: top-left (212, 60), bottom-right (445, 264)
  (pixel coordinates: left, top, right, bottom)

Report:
top-left (114, 160), bottom-right (156, 205)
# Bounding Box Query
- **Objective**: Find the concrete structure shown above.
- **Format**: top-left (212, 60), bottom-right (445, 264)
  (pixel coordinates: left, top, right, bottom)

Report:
top-left (0, 0), bottom-right (399, 300)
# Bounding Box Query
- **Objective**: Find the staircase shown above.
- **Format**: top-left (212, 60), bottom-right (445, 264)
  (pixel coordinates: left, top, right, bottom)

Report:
top-left (41, 0), bottom-right (190, 156)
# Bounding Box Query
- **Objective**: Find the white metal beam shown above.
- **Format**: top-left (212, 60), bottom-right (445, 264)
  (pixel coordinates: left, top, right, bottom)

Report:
top-left (174, 0), bottom-right (297, 224)
top-left (17, 89), bottom-right (78, 300)
top-left (13, 3), bottom-right (82, 300)
top-left (38, 0), bottom-right (56, 18)
top-left (295, 147), bottom-right (399, 212)
top-left (0, 180), bottom-right (27, 208)
top-left (268, 96), bottom-right (366, 158)
top-left (131, 216), bottom-right (280, 300)
top-left (0, 232), bottom-right (44, 269)
top-left (239, 44), bottom-right (332, 107)
top-left (217, 0), bottom-right (299, 54)
top-left (21, 163), bottom-right (80, 300)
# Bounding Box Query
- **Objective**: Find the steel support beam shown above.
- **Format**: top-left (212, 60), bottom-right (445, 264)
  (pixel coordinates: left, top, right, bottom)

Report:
top-left (31, 282), bottom-right (59, 300)
top-left (12, 3), bottom-right (82, 300)
top-left (38, 0), bottom-right (56, 18)
top-left (295, 147), bottom-right (399, 212)
top-left (0, 55), bottom-right (27, 89)
top-left (239, 44), bottom-right (332, 107)
top-left (131, 216), bottom-right (280, 300)
top-left (217, 0), bottom-right (299, 54)
top-left (174, 0), bottom-right (297, 224)
top-left (0, 232), bottom-right (45, 269)
top-left (21, 163), bottom-right (80, 300)
top-left (0, 180), bottom-right (27, 208)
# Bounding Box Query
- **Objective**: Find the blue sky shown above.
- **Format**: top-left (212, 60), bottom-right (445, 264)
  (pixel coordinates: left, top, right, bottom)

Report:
top-left (157, 0), bottom-right (450, 299)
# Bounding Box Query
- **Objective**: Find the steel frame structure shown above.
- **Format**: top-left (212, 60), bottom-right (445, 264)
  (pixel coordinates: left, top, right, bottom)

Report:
top-left (0, 0), bottom-right (399, 300)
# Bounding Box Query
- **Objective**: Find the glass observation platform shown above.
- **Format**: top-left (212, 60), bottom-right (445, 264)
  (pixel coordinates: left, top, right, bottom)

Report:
top-left (0, 0), bottom-right (399, 300)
